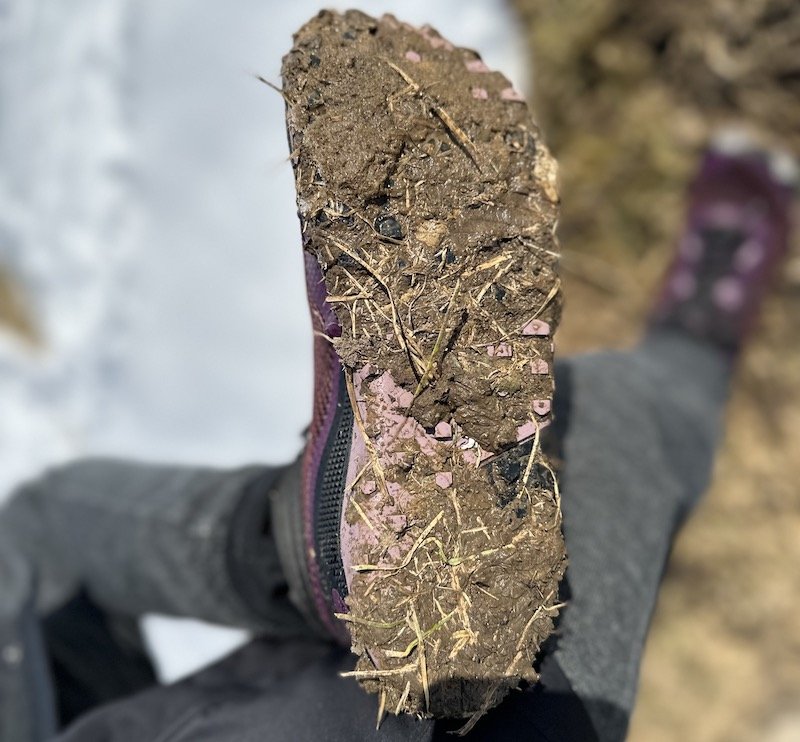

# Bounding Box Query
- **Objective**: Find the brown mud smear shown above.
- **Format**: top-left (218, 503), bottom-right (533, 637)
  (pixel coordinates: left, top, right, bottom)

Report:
top-left (283, 10), bottom-right (566, 725)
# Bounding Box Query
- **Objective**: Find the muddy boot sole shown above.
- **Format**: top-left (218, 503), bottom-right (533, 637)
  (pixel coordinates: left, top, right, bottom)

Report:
top-left (283, 9), bottom-right (566, 725)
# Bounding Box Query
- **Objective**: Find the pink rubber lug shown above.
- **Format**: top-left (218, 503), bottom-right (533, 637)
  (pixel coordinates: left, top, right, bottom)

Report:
top-left (522, 319), bottom-right (551, 336)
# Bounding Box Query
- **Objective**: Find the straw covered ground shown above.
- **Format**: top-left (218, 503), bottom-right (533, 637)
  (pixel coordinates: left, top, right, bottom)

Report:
top-left (513, 1), bottom-right (800, 739)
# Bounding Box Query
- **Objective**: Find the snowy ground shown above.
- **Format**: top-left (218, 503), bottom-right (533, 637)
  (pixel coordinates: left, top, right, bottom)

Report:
top-left (0, 0), bottom-right (527, 682)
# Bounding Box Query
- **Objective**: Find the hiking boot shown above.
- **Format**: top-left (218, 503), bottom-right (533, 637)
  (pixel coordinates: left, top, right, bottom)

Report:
top-left (277, 10), bottom-right (566, 722)
top-left (650, 130), bottom-right (797, 353)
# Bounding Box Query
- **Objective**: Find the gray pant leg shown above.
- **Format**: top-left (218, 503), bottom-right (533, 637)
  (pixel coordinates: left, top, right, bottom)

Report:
top-left (0, 541), bottom-right (57, 742)
top-left (0, 459), bottom-right (309, 740)
top-left (0, 459), bottom-right (304, 633)
top-left (551, 331), bottom-right (731, 741)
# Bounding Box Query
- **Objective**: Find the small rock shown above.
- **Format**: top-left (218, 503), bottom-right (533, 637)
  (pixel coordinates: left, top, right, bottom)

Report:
top-left (375, 214), bottom-right (404, 240)
top-left (307, 89), bottom-right (324, 109)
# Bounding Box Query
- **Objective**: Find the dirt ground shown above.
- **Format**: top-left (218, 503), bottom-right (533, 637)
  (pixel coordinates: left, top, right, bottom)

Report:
top-left (513, 1), bottom-right (800, 740)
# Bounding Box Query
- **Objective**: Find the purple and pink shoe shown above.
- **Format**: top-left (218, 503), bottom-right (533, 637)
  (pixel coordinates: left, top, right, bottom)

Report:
top-left (651, 129), bottom-right (797, 352)
top-left (279, 10), bottom-right (566, 722)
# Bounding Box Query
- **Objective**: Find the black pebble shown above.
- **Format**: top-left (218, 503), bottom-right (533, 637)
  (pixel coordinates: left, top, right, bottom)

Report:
top-left (375, 214), bottom-right (404, 240)
top-left (445, 247), bottom-right (456, 264)
top-left (494, 284), bottom-right (506, 301)
top-left (309, 54), bottom-right (321, 68)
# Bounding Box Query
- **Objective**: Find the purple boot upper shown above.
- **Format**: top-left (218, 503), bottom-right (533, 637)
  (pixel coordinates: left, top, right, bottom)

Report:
top-left (651, 144), bottom-right (795, 352)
